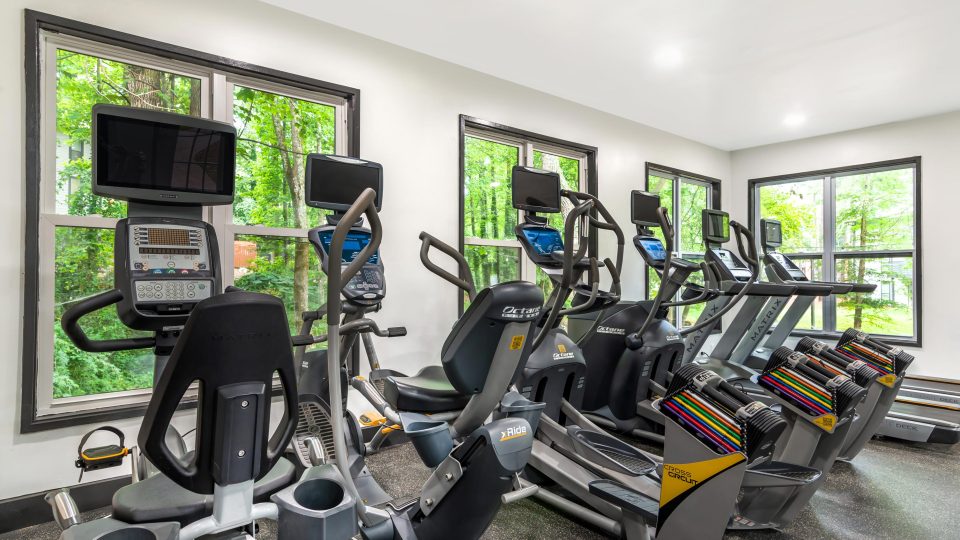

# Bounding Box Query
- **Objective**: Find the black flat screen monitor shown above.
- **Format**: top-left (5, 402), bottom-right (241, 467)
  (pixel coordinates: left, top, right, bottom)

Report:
top-left (305, 154), bottom-right (383, 211)
top-left (702, 209), bottom-right (730, 244)
top-left (761, 219), bottom-right (782, 248)
top-left (92, 104), bottom-right (236, 205)
top-left (631, 190), bottom-right (661, 227)
top-left (512, 166), bottom-right (561, 213)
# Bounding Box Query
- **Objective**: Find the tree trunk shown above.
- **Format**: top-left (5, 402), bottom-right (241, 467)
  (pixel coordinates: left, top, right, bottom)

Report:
top-left (270, 99), bottom-right (310, 322)
top-left (124, 65), bottom-right (165, 109)
top-left (189, 79), bottom-right (202, 117)
top-left (853, 211), bottom-right (868, 329)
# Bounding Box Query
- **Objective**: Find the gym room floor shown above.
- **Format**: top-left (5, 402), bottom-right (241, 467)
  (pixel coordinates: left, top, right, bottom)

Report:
top-left (3, 437), bottom-right (956, 540)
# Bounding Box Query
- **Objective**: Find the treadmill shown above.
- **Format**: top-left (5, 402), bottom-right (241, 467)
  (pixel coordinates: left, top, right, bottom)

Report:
top-left (735, 219), bottom-right (873, 370)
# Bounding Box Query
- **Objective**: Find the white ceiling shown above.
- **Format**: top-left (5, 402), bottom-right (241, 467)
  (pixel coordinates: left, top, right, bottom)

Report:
top-left (262, 0), bottom-right (960, 150)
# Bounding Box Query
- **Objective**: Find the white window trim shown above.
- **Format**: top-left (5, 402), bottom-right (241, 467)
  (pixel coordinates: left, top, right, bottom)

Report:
top-left (36, 32), bottom-right (348, 417)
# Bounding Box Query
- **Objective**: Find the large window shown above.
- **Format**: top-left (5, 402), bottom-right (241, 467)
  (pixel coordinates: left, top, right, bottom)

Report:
top-left (750, 158), bottom-right (921, 345)
top-left (24, 14), bottom-right (358, 431)
top-left (460, 117), bottom-right (596, 310)
top-left (644, 164), bottom-right (721, 328)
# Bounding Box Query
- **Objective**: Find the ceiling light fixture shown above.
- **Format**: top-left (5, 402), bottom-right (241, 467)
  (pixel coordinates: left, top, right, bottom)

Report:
top-left (783, 113), bottom-right (807, 127)
top-left (653, 47), bottom-right (683, 69)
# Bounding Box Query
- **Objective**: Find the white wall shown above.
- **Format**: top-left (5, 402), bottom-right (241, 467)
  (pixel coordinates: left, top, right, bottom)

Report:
top-left (0, 0), bottom-right (729, 500)
top-left (730, 112), bottom-right (960, 379)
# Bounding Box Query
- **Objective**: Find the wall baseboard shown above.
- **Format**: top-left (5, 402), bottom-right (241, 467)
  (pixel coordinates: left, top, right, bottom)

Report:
top-left (0, 475), bottom-right (130, 533)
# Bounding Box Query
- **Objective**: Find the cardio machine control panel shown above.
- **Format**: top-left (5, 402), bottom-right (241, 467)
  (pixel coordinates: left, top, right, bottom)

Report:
top-left (633, 235), bottom-right (667, 268)
top-left (516, 221), bottom-right (565, 269)
top-left (116, 217), bottom-right (222, 330)
top-left (311, 226), bottom-right (385, 306)
top-left (708, 248), bottom-right (753, 282)
top-left (766, 252), bottom-right (807, 281)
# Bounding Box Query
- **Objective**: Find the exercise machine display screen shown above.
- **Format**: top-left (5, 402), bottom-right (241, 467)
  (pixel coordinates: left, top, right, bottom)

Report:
top-left (763, 220), bottom-right (782, 248)
top-left (317, 230), bottom-right (380, 265)
top-left (631, 191), bottom-right (661, 226)
top-left (306, 155), bottom-right (383, 211)
top-left (637, 237), bottom-right (667, 262)
top-left (703, 210), bottom-right (730, 244)
top-left (96, 114), bottom-right (234, 195)
top-left (128, 223), bottom-right (215, 303)
top-left (512, 166), bottom-right (561, 213)
top-left (522, 227), bottom-right (564, 255)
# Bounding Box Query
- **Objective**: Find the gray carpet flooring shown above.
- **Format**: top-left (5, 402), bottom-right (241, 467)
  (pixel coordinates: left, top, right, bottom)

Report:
top-left (4, 436), bottom-right (957, 540)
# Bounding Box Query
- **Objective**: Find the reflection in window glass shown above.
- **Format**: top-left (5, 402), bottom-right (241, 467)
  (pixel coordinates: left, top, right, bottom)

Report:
top-left (758, 179), bottom-right (823, 253)
top-left (834, 168), bottom-right (914, 252)
top-left (54, 227), bottom-right (152, 398)
top-left (836, 256), bottom-right (913, 336)
top-left (464, 137), bottom-right (519, 241)
top-left (233, 235), bottom-right (326, 334)
top-left (55, 49), bottom-right (201, 218)
top-left (464, 245), bottom-right (520, 307)
top-left (232, 86), bottom-right (336, 229)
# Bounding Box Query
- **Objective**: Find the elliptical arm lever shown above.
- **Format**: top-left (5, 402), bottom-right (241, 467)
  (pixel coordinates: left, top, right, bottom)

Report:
top-left (419, 231), bottom-right (477, 301)
top-left (61, 289), bottom-right (155, 352)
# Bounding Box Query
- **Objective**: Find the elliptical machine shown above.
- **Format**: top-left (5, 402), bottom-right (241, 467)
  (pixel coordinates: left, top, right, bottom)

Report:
top-left (50, 105), bottom-right (328, 539)
top-left (292, 155), bottom-right (544, 539)
top-left (509, 169), bottom-right (791, 538)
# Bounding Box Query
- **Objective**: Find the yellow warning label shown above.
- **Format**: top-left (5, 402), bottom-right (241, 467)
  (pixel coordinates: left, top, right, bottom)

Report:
top-left (557, 343), bottom-right (567, 353)
top-left (812, 413), bottom-right (838, 432)
top-left (660, 452), bottom-right (745, 508)
top-left (359, 411), bottom-right (386, 427)
top-left (510, 335), bottom-right (526, 350)
top-left (877, 374), bottom-right (897, 388)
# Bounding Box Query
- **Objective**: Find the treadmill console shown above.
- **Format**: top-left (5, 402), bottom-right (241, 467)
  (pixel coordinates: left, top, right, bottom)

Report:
top-left (766, 252), bottom-right (808, 282)
top-left (312, 226), bottom-right (385, 306)
top-left (116, 217), bottom-right (221, 330)
top-left (708, 248), bottom-right (753, 282)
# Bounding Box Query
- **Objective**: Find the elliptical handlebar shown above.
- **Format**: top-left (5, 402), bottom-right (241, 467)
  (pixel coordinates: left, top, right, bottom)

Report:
top-left (61, 289), bottom-right (156, 352)
top-left (326, 189), bottom-right (382, 325)
top-left (418, 231), bottom-right (477, 301)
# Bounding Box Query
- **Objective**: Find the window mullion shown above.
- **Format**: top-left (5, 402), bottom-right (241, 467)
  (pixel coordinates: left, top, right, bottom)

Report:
top-left (823, 175), bottom-right (837, 332)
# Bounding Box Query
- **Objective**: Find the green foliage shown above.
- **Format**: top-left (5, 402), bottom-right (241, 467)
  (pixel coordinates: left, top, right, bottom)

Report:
top-left (464, 137), bottom-right (519, 240)
top-left (759, 169), bottom-right (915, 336)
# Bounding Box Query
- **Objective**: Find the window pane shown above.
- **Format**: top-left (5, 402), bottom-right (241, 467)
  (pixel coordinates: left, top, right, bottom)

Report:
top-left (55, 49), bottom-right (201, 217)
top-left (464, 245), bottom-right (520, 306)
top-left (232, 86), bottom-right (336, 229)
top-left (646, 174), bottom-right (674, 245)
top-left (677, 254), bottom-right (706, 328)
top-left (54, 227), bottom-right (152, 398)
top-left (835, 256), bottom-right (914, 337)
top-left (533, 151), bottom-right (580, 232)
top-left (775, 258), bottom-right (824, 331)
top-left (834, 167), bottom-right (914, 252)
top-left (233, 235), bottom-right (326, 335)
top-left (758, 179), bottom-right (823, 253)
top-left (678, 181), bottom-right (708, 254)
top-left (464, 137), bottom-right (519, 241)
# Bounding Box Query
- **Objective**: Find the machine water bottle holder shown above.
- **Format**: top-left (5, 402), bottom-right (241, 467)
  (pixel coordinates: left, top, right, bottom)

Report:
top-left (271, 463), bottom-right (358, 540)
top-left (399, 412), bottom-right (454, 468)
top-left (499, 391), bottom-right (547, 434)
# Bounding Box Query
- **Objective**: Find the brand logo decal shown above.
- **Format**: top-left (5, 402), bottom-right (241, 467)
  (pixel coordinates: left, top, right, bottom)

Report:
top-left (509, 335), bottom-right (526, 350)
top-left (499, 425), bottom-right (529, 441)
top-left (666, 334), bottom-right (681, 342)
top-left (502, 306), bottom-right (541, 320)
top-left (597, 326), bottom-right (625, 335)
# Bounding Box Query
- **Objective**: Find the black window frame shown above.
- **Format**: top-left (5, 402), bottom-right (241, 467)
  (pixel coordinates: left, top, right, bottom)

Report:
top-left (21, 10), bottom-right (361, 433)
top-left (457, 115), bottom-right (598, 315)
top-left (747, 156), bottom-right (922, 347)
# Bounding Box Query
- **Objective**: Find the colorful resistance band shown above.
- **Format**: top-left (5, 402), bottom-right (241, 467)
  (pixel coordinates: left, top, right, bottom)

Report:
top-left (661, 389), bottom-right (744, 455)
top-left (839, 342), bottom-right (894, 375)
top-left (759, 366), bottom-right (834, 416)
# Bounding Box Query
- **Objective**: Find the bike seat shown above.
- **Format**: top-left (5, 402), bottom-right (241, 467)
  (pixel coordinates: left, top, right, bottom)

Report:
top-left (112, 456), bottom-right (295, 525)
top-left (383, 365), bottom-right (472, 413)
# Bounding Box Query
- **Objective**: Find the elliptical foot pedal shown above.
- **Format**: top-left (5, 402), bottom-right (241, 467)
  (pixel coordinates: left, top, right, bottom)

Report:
top-left (386, 495), bottom-right (419, 513)
top-left (567, 426), bottom-right (656, 476)
top-left (588, 480), bottom-right (658, 522)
